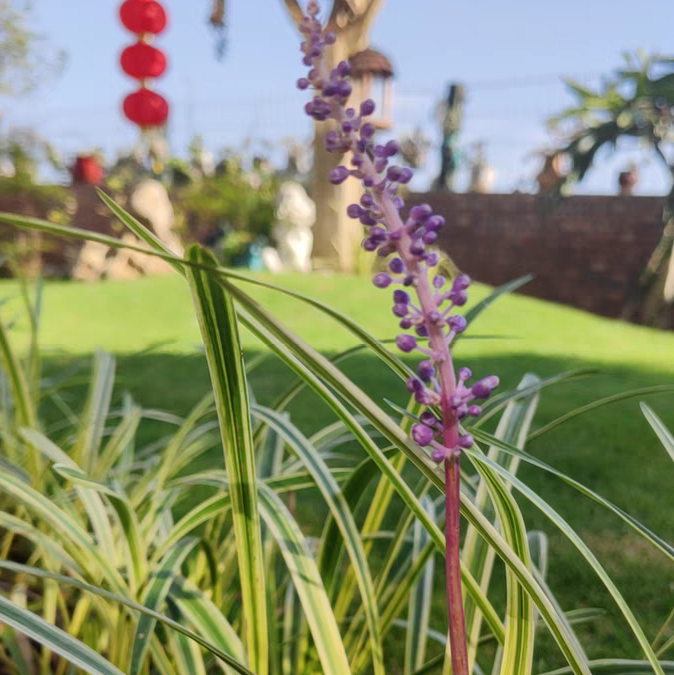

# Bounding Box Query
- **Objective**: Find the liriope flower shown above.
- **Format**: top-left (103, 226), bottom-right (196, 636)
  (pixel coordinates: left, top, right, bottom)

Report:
top-left (295, 5), bottom-right (500, 674)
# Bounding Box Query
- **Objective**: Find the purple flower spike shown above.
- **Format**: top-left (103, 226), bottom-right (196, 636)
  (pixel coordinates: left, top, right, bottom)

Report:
top-left (396, 334), bottom-right (417, 352)
top-left (328, 166), bottom-right (349, 184)
top-left (411, 423), bottom-right (433, 446)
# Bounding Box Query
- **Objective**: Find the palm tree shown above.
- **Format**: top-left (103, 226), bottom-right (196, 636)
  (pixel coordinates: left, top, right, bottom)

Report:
top-left (550, 53), bottom-right (674, 326)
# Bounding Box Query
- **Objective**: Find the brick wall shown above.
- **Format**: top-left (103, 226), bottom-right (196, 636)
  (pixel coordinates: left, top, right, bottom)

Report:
top-left (408, 192), bottom-right (666, 320)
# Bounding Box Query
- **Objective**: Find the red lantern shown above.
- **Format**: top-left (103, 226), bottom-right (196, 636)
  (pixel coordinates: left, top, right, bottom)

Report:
top-left (119, 0), bottom-right (167, 35)
top-left (121, 42), bottom-right (167, 79)
top-left (123, 88), bottom-right (169, 127)
top-left (72, 155), bottom-right (104, 185)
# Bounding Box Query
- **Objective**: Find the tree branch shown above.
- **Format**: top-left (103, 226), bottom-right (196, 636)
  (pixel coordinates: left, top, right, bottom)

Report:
top-left (281, 0), bottom-right (305, 26)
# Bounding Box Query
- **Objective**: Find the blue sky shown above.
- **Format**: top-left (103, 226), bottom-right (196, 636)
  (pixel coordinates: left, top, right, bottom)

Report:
top-left (2, 0), bottom-right (672, 194)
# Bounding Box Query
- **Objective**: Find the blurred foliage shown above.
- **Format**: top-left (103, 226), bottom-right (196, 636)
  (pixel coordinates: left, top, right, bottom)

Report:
top-left (0, 0), bottom-right (66, 97)
top-left (549, 52), bottom-right (673, 189)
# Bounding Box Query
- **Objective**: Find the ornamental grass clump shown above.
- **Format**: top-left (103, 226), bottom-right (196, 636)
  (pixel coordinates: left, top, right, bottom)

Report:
top-left (297, 3), bottom-right (498, 670)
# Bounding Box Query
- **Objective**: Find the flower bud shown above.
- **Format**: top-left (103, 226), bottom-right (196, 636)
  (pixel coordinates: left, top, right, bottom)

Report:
top-left (411, 423), bottom-right (433, 446)
top-left (395, 334), bottom-right (417, 352)
top-left (372, 272), bottom-right (392, 288)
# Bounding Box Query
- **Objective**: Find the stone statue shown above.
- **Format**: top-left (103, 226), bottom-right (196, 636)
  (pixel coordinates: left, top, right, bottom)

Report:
top-left (269, 181), bottom-right (316, 273)
top-left (433, 83), bottom-right (465, 192)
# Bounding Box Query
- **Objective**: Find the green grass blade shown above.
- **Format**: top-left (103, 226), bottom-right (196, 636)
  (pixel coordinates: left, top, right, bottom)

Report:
top-left (96, 189), bottom-right (184, 274)
top-left (251, 404), bottom-right (384, 675)
top-left (462, 275), bottom-right (533, 326)
top-left (404, 495), bottom-right (436, 675)
top-left (468, 427), bottom-right (674, 562)
top-left (0, 561), bottom-right (256, 675)
top-left (74, 349), bottom-right (115, 474)
top-left (640, 402), bottom-right (674, 462)
top-left (257, 481), bottom-right (352, 675)
top-left (185, 245), bottom-right (268, 675)
top-left (528, 386), bottom-right (674, 441)
top-left (0, 316), bottom-right (36, 428)
top-left (129, 538), bottom-right (200, 675)
top-left (0, 594), bottom-right (125, 675)
top-left (536, 660), bottom-right (674, 675)
top-left (171, 576), bottom-right (245, 664)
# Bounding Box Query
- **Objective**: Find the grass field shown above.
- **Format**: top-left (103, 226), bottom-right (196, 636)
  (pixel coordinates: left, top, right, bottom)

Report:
top-left (2, 272), bottom-right (674, 670)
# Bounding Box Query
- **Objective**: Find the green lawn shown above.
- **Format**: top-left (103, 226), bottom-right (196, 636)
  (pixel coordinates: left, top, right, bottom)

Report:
top-left (2, 273), bottom-right (674, 669)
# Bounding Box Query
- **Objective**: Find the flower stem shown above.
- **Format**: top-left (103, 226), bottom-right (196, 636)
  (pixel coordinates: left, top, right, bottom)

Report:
top-left (445, 455), bottom-right (469, 675)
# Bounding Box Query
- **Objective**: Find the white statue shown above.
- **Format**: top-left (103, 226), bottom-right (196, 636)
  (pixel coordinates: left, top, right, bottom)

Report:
top-left (270, 181), bottom-right (315, 273)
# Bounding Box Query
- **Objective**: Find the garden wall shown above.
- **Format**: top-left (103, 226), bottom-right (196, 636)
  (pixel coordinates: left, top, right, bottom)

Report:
top-left (407, 192), bottom-right (665, 320)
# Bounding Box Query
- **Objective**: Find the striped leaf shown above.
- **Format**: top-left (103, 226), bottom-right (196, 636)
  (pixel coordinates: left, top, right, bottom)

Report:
top-left (185, 245), bottom-right (268, 675)
top-left (640, 402), bottom-right (674, 463)
top-left (257, 481), bottom-right (352, 675)
top-left (251, 404), bottom-right (384, 675)
top-left (129, 538), bottom-right (199, 674)
top-left (0, 594), bottom-right (125, 675)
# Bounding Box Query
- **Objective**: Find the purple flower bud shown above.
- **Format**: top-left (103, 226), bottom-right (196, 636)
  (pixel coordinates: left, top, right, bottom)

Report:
top-left (418, 360), bottom-right (435, 381)
top-left (426, 252), bottom-right (439, 266)
top-left (450, 290), bottom-right (468, 306)
top-left (420, 411), bottom-right (439, 427)
top-left (396, 334), bottom-right (417, 352)
top-left (360, 99), bottom-right (376, 116)
top-left (458, 434), bottom-right (474, 449)
top-left (363, 238), bottom-right (378, 252)
top-left (406, 377), bottom-right (423, 393)
top-left (328, 166), bottom-right (349, 184)
top-left (425, 215), bottom-right (445, 231)
top-left (431, 448), bottom-right (447, 463)
top-left (324, 31), bottom-right (336, 44)
top-left (297, 78), bottom-right (310, 90)
top-left (459, 367), bottom-right (472, 380)
top-left (372, 272), bottom-right (392, 288)
top-left (377, 244), bottom-right (396, 257)
top-left (422, 230), bottom-right (438, 245)
top-left (399, 168), bottom-right (414, 184)
top-left (384, 140), bottom-right (399, 157)
top-left (360, 193), bottom-right (374, 208)
top-left (467, 405), bottom-right (482, 417)
top-left (386, 166), bottom-right (404, 182)
top-left (363, 175), bottom-right (375, 187)
top-left (399, 317), bottom-right (413, 329)
top-left (409, 204), bottom-right (433, 222)
top-left (411, 423), bottom-right (433, 446)
top-left (342, 120), bottom-right (354, 133)
top-left (433, 275), bottom-right (446, 289)
top-left (374, 157), bottom-right (388, 173)
top-left (393, 289), bottom-right (410, 304)
top-left (393, 196), bottom-right (406, 209)
top-left (448, 315), bottom-right (467, 333)
top-left (427, 310), bottom-right (441, 324)
top-left (409, 241), bottom-right (426, 257)
top-left (471, 376), bottom-right (500, 399)
top-left (336, 60), bottom-right (351, 77)
top-left (336, 80), bottom-right (352, 98)
top-left (453, 274), bottom-right (471, 291)
top-left (370, 226), bottom-right (387, 242)
top-left (403, 274), bottom-right (415, 287)
top-left (302, 55), bottom-right (313, 66)
top-left (360, 123), bottom-right (376, 139)
top-left (347, 203), bottom-right (362, 218)
top-left (415, 324), bottom-right (428, 337)
top-left (393, 303), bottom-right (409, 317)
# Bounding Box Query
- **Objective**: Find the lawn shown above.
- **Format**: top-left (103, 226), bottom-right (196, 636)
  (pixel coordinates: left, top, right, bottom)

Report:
top-left (2, 272), bottom-right (674, 670)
